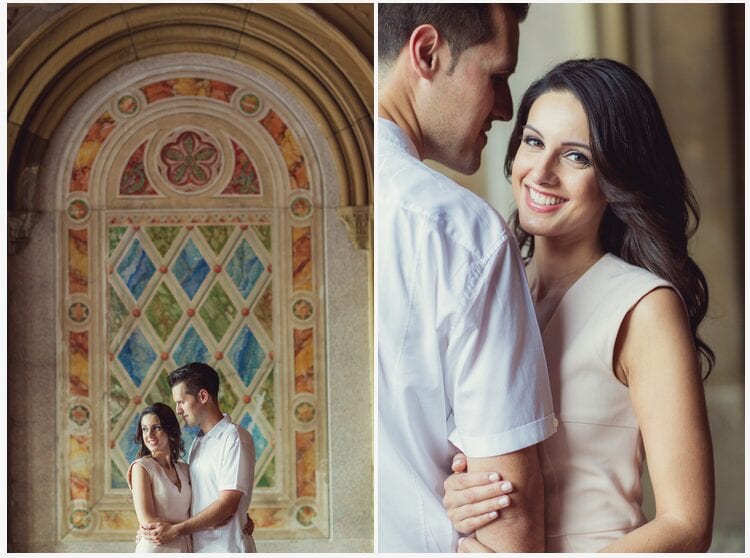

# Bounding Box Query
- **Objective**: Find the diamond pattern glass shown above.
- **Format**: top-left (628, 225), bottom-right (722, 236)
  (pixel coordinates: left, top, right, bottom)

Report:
top-left (227, 239), bottom-right (265, 298)
top-left (240, 412), bottom-right (270, 462)
top-left (145, 282), bottom-right (183, 342)
top-left (173, 325), bottom-right (209, 366)
top-left (199, 282), bottom-right (237, 342)
top-left (117, 238), bottom-right (156, 300)
top-left (118, 414), bottom-right (141, 465)
top-left (118, 327), bottom-right (157, 387)
top-left (173, 238), bottom-right (210, 300)
top-left (229, 325), bottom-right (266, 386)
top-left (146, 226), bottom-right (181, 257)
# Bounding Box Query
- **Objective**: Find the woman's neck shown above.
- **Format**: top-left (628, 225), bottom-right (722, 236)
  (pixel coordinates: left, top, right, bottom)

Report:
top-left (150, 450), bottom-right (172, 469)
top-left (528, 234), bottom-right (605, 303)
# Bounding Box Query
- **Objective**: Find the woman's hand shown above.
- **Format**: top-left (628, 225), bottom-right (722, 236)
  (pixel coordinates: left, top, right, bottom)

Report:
top-left (242, 513), bottom-right (255, 536)
top-left (444, 453), bottom-right (515, 534)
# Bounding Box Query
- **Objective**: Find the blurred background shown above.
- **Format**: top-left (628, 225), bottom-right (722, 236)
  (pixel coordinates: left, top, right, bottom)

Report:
top-left (430, 3), bottom-right (744, 552)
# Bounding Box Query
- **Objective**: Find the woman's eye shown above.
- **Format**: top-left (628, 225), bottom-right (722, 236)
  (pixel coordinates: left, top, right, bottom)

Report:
top-left (522, 135), bottom-right (542, 148)
top-left (565, 151), bottom-right (591, 167)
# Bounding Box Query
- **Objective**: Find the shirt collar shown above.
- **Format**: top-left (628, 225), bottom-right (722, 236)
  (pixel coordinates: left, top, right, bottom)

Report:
top-left (379, 117), bottom-right (419, 159)
top-left (200, 414), bottom-right (231, 439)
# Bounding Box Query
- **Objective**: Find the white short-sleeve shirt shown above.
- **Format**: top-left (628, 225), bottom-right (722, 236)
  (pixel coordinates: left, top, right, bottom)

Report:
top-left (377, 118), bottom-right (557, 552)
top-left (188, 414), bottom-right (256, 553)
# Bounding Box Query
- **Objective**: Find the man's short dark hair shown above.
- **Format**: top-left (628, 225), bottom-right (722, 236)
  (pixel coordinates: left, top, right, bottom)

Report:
top-left (168, 362), bottom-right (220, 403)
top-left (378, 4), bottom-right (529, 73)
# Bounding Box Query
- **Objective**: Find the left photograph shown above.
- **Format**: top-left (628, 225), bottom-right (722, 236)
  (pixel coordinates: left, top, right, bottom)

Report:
top-left (7, 3), bottom-right (373, 553)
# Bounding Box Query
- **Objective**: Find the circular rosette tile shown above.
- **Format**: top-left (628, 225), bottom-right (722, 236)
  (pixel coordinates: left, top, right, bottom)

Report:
top-left (294, 401), bottom-right (316, 424)
top-left (157, 129), bottom-right (223, 194)
top-left (67, 198), bottom-right (90, 222)
top-left (238, 93), bottom-right (262, 116)
top-left (295, 504), bottom-right (317, 527)
top-left (289, 196), bottom-right (313, 220)
top-left (68, 301), bottom-right (90, 324)
top-left (116, 94), bottom-right (140, 117)
top-left (69, 508), bottom-right (93, 530)
top-left (69, 404), bottom-right (91, 427)
top-left (292, 298), bottom-right (314, 322)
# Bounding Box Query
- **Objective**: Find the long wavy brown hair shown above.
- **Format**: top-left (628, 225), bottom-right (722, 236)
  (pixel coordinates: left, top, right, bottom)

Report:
top-left (505, 58), bottom-right (714, 377)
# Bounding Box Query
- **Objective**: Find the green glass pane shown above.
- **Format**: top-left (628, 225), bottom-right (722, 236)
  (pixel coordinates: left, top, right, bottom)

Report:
top-left (257, 455), bottom-right (275, 487)
top-left (110, 374), bottom-right (130, 429)
top-left (199, 283), bottom-right (237, 342)
top-left (145, 370), bottom-right (173, 406)
top-left (257, 367), bottom-right (275, 427)
top-left (217, 367), bottom-right (239, 415)
top-left (145, 282), bottom-right (182, 342)
top-left (145, 226), bottom-right (181, 257)
top-left (252, 225), bottom-right (271, 254)
top-left (109, 226), bottom-right (127, 256)
top-left (108, 285), bottom-right (129, 344)
top-left (252, 281), bottom-right (273, 339)
top-left (199, 225), bottom-right (232, 256)
top-left (112, 459), bottom-right (128, 489)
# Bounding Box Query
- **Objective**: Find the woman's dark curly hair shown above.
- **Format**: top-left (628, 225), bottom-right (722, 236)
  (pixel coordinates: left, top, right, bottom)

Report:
top-left (134, 402), bottom-right (185, 463)
top-left (505, 58), bottom-right (714, 377)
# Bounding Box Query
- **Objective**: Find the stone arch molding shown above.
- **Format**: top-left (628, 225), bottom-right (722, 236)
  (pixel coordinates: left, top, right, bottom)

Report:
top-left (9, 3), bottom-right (373, 252)
top-left (50, 51), bottom-right (345, 543)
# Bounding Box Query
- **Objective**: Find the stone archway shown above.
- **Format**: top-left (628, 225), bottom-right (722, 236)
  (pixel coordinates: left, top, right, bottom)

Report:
top-left (8, 4), bottom-right (372, 552)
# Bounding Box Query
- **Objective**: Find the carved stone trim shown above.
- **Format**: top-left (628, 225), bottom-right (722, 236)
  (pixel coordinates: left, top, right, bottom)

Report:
top-left (337, 206), bottom-right (371, 251)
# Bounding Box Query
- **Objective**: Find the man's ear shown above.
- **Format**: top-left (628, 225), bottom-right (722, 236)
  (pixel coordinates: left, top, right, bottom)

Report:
top-left (408, 24), bottom-right (444, 79)
top-left (198, 388), bottom-right (209, 404)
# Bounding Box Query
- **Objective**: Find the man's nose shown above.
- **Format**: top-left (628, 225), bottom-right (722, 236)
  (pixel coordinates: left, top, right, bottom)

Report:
top-left (492, 83), bottom-right (513, 122)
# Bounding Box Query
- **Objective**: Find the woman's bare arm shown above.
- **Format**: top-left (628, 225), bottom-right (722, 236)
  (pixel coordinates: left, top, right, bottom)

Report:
top-left (600, 288), bottom-right (714, 552)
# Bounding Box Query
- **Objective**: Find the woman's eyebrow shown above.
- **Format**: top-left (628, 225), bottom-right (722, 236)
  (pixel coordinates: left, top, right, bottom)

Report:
top-left (524, 124), bottom-right (591, 151)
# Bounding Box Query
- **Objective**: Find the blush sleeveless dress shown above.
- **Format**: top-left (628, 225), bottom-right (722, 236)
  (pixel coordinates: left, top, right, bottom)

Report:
top-left (539, 254), bottom-right (672, 552)
top-left (127, 456), bottom-right (192, 553)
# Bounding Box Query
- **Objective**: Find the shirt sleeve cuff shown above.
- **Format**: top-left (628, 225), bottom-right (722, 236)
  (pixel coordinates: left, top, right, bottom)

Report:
top-left (449, 413), bottom-right (558, 458)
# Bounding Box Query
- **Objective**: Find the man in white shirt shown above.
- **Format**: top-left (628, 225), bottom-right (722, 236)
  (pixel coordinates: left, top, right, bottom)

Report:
top-left (377, 4), bottom-right (556, 552)
top-left (142, 362), bottom-right (256, 552)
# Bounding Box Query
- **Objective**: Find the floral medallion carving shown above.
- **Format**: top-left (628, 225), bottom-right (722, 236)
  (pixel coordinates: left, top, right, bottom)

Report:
top-left (157, 130), bottom-right (221, 194)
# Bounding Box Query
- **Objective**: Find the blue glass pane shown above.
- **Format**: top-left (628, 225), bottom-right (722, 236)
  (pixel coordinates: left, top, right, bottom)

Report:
top-left (118, 327), bottom-right (157, 387)
top-left (181, 424), bottom-right (201, 460)
top-left (228, 326), bottom-right (266, 386)
top-left (119, 414), bottom-right (141, 465)
top-left (240, 413), bottom-right (269, 462)
top-left (173, 239), bottom-right (210, 300)
top-left (226, 239), bottom-right (265, 298)
top-left (117, 238), bottom-right (156, 301)
top-left (173, 325), bottom-right (209, 366)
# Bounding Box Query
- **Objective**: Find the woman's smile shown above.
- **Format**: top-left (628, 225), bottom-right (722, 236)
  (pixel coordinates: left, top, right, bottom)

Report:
top-left (525, 184), bottom-right (568, 212)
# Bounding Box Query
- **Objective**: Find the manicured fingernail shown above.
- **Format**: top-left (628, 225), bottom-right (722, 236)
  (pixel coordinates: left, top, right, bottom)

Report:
top-left (500, 481), bottom-right (512, 492)
top-left (488, 511), bottom-right (498, 519)
top-left (488, 472), bottom-right (500, 482)
top-left (498, 495), bottom-right (509, 506)
top-left (454, 458), bottom-right (464, 466)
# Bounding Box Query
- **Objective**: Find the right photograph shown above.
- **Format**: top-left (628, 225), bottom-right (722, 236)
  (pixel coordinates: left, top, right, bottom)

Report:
top-left (376, 3), bottom-right (744, 553)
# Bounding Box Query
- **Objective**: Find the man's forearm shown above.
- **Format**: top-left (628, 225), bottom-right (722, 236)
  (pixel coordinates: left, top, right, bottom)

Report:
top-left (173, 496), bottom-right (239, 537)
top-left (470, 445), bottom-right (545, 552)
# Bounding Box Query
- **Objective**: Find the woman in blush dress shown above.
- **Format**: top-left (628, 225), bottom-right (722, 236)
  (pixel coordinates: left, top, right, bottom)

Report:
top-left (128, 403), bottom-right (192, 553)
top-left (442, 59), bottom-right (714, 552)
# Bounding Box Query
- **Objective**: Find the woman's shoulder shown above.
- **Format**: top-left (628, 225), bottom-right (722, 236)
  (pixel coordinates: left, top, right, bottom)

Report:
top-left (129, 455), bottom-right (157, 474)
top-left (601, 253), bottom-right (669, 284)
top-left (127, 456), bottom-right (155, 489)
